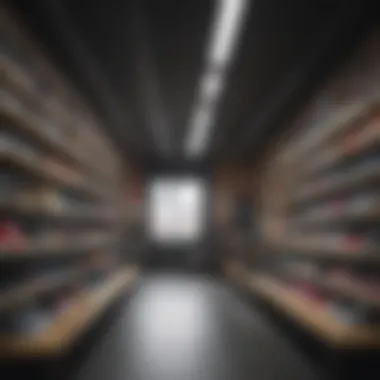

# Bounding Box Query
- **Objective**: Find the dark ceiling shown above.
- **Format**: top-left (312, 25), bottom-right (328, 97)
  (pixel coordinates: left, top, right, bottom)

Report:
top-left (8, 0), bottom-right (375, 169)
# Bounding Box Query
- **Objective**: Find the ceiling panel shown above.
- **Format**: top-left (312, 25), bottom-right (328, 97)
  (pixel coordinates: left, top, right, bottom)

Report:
top-left (209, 0), bottom-right (354, 155)
top-left (7, 0), bottom-right (373, 169)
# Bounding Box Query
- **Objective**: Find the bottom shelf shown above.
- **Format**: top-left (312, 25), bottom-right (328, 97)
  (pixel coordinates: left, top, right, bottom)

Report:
top-left (248, 274), bottom-right (380, 349)
top-left (0, 267), bottom-right (138, 357)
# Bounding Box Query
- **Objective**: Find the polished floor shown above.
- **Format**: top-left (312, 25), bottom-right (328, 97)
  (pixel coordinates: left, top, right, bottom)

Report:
top-left (75, 274), bottom-right (318, 380)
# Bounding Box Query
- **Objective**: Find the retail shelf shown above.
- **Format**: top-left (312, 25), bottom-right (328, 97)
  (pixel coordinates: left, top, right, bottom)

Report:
top-left (0, 269), bottom-right (83, 312)
top-left (2, 104), bottom-right (83, 166)
top-left (0, 150), bottom-right (106, 201)
top-left (1, 60), bottom-right (113, 179)
top-left (0, 268), bottom-right (138, 357)
top-left (0, 237), bottom-right (113, 260)
top-left (249, 274), bottom-right (380, 348)
top-left (0, 200), bottom-right (121, 223)
top-left (0, 9), bottom-right (131, 362)
top-left (324, 277), bottom-right (380, 307)
top-left (1, 149), bottom-right (81, 186)
top-left (288, 98), bottom-right (380, 163)
top-left (284, 270), bottom-right (380, 308)
top-left (274, 240), bottom-right (380, 263)
top-left (294, 163), bottom-right (380, 206)
top-left (295, 203), bottom-right (380, 226)
top-left (305, 134), bottom-right (380, 178)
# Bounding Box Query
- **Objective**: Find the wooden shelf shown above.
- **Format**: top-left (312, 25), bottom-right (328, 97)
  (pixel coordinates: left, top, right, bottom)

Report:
top-left (0, 150), bottom-right (107, 201)
top-left (248, 274), bottom-right (380, 348)
top-left (325, 277), bottom-right (380, 308)
top-left (1, 150), bottom-right (83, 188)
top-left (0, 237), bottom-right (112, 260)
top-left (1, 59), bottom-right (112, 179)
top-left (0, 8), bottom-right (130, 361)
top-left (0, 267), bottom-right (138, 357)
top-left (294, 163), bottom-right (380, 205)
top-left (305, 135), bottom-right (380, 178)
top-left (0, 200), bottom-right (120, 223)
top-left (1, 104), bottom-right (84, 168)
top-left (284, 270), bottom-right (380, 307)
top-left (274, 240), bottom-right (380, 262)
top-left (0, 270), bottom-right (83, 312)
top-left (289, 99), bottom-right (380, 163)
top-left (296, 204), bottom-right (380, 226)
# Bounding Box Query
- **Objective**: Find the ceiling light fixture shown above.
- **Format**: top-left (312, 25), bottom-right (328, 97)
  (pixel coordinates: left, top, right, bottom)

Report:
top-left (186, 107), bottom-right (213, 156)
top-left (185, 0), bottom-right (248, 158)
top-left (200, 71), bottom-right (224, 100)
top-left (208, 0), bottom-right (248, 66)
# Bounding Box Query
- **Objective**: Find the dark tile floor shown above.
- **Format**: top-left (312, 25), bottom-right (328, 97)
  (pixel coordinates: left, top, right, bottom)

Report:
top-left (74, 273), bottom-right (319, 380)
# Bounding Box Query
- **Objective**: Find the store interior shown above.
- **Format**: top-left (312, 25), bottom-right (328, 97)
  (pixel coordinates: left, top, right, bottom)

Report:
top-left (1, 0), bottom-right (380, 379)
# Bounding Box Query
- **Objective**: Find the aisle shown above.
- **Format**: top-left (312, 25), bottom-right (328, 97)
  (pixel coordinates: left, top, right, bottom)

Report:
top-left (75, 274), bottom-right (318, 380)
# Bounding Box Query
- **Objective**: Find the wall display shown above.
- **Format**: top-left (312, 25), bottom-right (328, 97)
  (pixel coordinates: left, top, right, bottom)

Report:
top-left (224, 30), bottom-right (380, 350)
top-left (0, 6), bottom-right (137, 358)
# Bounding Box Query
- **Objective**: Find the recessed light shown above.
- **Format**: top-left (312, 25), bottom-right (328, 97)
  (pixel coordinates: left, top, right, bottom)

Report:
top-left (185, 0), bottom-right (249, 158)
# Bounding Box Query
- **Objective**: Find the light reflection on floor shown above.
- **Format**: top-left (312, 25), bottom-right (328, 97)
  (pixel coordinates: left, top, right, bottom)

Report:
top-left (127, 276), bottom-right (220, 380)
top-left (75, 274), bottom-right (318, 380)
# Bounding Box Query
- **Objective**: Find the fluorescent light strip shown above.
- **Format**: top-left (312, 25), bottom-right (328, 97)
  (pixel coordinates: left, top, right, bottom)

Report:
top-left (208, 0), bottom-right (248, 65)
top-left (185, 0), bottom-right (249, 158)
top-left (186, 108), bottom-right (214, 156)
top-left (200, 70), bottom-right (224, 100)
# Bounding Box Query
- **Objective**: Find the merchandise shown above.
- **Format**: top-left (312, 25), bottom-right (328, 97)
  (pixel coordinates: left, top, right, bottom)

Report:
top-left (0, 173), bottom-right (19, 202)
top-left (342, 233), bottom-right (365, 251)
top-left (291, 282), bottom-right (325, 306)
top-left (0, 130), bottom-right (41, 161)
top-left (366, 225), bottom-right (380, 246)
top-left (2, 303), bottom-right (52, 335)
top-left (328, 300), bottom-right (380, 324)
top-left (86, 252), bottom-right (112, 283)
top-left (0, 220), bottom-right (28, 249)
top-left (328, 302), bottom-right (358, 324)
top-left (54, 289), bottom-right (83, 313)
top-left (340, 116), bottom-right (380, 157)
top-left (0, 12), bottom-right (124, 356)
top-left (36, 263), bottom-right (68, 280)
top-left (15, 186), bottom-right (59, 210)
top-left (347, 192), bottom-right (377, 214)
top-left (43, 156), bottom-right (82, 185)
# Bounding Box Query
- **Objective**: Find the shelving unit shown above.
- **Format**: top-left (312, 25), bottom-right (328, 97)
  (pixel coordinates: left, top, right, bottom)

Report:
top-left (227, 41), bottom-right (380, 351)
top-left (279, 270), bottom-right (380, 307)
top-left (253, 92), bottom-right (380, 347)
top-left (0, 237), bottom-right (113, 259)
top-left (293, 202), bottom-right (380, 226)
top-left (0, 268), bottom-right (137, 357)
top-left (0, 149), bottom-right (105, 201)
top-left (0, 202), bottom-right (119, 223)
top-left (248, 274), bottom-right (380, 349)
top-left (293, 161), bottom-right (380, 206)
top-left (270, 239), bottom-right (380, 262)
top-left (0, 6), bottom-right (138, 359)
top-left (1, 90), bottom-right (94, 172)
top-left (0, 269), bottom-right (84, 312)
top-left (286, 98), bottom-right (380, 167)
